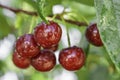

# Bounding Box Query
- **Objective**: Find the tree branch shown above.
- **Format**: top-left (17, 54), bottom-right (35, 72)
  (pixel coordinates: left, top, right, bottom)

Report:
top-left (0, 4), bottom-right (37, 16)
top-left (0, 4), bottom-right (88, 26)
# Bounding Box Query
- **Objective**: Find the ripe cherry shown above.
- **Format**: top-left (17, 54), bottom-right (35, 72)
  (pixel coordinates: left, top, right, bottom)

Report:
top-left (12, 51), bottom-right (30, 69)
top-left (31, 49), bottom-right (56, 72)
top-left (59, 46), bottom-right (85, 71)
top-left (15, 34), bottom-right (40, 58)
top-left (34, 21), bottom-right (62, 48)
top-left (85, 23), bottom-right (103, 46)
top-left (43, 44), bottom-right (58, 52)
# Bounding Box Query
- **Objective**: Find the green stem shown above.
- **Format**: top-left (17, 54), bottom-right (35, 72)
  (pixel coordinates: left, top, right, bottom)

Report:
top-left (28, 16), bottom-right (37, 33)
top-left (67, 12), bottom-right (89, 26)
top-left (36, 0), bottom-right (48, 24)
top-left (85, 43), bottom-right (90, 57)
top-left (80, 15), bottom-right (89, 25)
top-left (51, 14), bottom-right (57, 20)
top-left (61, 16), bottom-right (71, 47)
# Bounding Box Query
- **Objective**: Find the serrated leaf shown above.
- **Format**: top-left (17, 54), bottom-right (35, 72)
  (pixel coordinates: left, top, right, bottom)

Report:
top-left (94, 0), bottom-right (120, 70)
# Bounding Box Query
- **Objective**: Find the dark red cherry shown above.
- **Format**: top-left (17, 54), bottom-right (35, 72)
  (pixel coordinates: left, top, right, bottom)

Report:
top-left (34, 21), bottom-right (62, 48)
top-left (12, 51), bottom-right (30, 69)
top-left (15, 34), bottom-right (40, 58)
top-left (85, 23), bottom-right (103, 46)
top-left (59, 46), bottom-right (85, 71)
top-left (31, 49), bottom-right (56, 72)
top-left (43, 44), bottom-right (58, 52)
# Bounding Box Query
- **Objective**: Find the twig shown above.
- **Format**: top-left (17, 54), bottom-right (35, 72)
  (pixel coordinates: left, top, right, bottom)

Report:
top-left (0, 4), bottom-right (88, 26)
top-left (0, 4), bottom-right (37, 16)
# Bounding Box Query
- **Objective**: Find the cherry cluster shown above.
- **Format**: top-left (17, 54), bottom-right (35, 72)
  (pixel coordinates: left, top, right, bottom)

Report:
top-left (12, 21), bottom-right (62, 72)
top-left (12, 21), bottom-right (102, 72)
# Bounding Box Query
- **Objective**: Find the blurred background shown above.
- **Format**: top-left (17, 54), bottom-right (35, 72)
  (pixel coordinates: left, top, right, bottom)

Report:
top-left (0, 0), bottom-right (119, 80)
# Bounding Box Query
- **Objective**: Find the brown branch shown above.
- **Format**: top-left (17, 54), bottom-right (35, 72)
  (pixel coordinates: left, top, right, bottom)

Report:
top-left (0, 4), bottom-right (88, 26)
top-left (0, 4), bottom-right (37, 16)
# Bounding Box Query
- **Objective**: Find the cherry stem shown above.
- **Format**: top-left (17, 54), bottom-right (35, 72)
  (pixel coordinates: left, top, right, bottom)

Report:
top-left (28, 16), bottom-right (37, 33)
top-left (36, 0), bottom-right (48, 24)
top-left (85, 44), bottom-right (90, 57)
top-left (61, 16), bottom-right (71, 47)
top-left (51, 14), bottom-right (57, 20)
top-left (79, 14), bottom-right (89, 25)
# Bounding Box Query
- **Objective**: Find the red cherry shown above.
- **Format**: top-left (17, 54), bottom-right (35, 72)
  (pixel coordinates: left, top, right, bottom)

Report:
top-left (31, 49), bottom-right (56, 72)
top-left (43, 44), bottom-right (58, 52)
top-left (15, 34), bottom-right (40, 58)
top-left (34, 21), bottom-right (62, 48)
top-left (59, 46), bottom-right (85, 71)
top-left (85, 23), bottom-right (103, 46)
top-left (12, 51), bottom-right (30, 69)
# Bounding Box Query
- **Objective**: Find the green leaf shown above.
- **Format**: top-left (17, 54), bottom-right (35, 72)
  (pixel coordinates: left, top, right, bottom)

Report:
top-left (0, 10), bottom-right (11, 39)
top-left (23, 0), bottom-right (37, 9)
top-left (88, 65), bottom-right (110, 80)
top-left (43, 0), bottom-right (62, 16)
top-left (63, 0), bottom-right (94, 6)
top-left (94, 0), bottom-right (120, 71)
top-left (31, 73), bottom-right (46, 80)
top-left (73, 0), bottom-right (94, 6)
top-left (24, 0), bottom-right (62, 16)
top-left (15, 14), bottom-right (37, 36)
top-left (62, 1), bottom-right (96, 22)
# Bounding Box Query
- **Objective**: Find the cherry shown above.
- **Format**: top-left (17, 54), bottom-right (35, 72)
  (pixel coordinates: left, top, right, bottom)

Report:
top-left (85, 23), bottom-right (103, 46)
top-left (31, 49), bottom-right (56, 72)
top-left (43, 44), bottom-right (58, 52)
top-left (59, 46), bottom-right (85, 71)
top-left (15, 34), bottom-right (40, 58)
top-left (34, 21), bottom-right (62, 48)
top-left (12, 51), bottom-right (30, 69)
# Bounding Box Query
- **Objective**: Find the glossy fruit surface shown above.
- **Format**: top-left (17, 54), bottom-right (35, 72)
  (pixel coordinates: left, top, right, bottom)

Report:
top-left (31, 49), bottom-right (56, 72)
top-left (44, 44), bottom-right (58, 51)
top-left (12, 51), bottom-right (30, 69)
top-left (34, 21), bottom-right (62, 48)
top-left (85, 23), bottom-right (103, 46)
top-left (16, 34), bottom-right (40, 58)
top-left (59, 46), bottom-right (85, 71)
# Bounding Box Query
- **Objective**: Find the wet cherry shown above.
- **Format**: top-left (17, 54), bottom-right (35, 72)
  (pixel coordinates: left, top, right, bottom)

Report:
top-left (85, 23), bottom-right (103, 46)
top-left (12, 51), bottom-right (30, 69)
top-left (15, 34), bottom-right (40, 58)
top-left (59, 46), bottom-right (85, 71)
top-left (34, 21), bottom-right (62, 48)
top-left (31, 49), bottom-right (56, 72)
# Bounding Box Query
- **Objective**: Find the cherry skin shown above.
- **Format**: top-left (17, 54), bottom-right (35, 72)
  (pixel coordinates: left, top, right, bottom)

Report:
top-left (43, 44), bottom-right (58, 52)
top-left (34, 21), bottom-right (62, 48)
top-left (59, 46), bottom-right (85, 71)
top-left (31, 49), bottom-right (56, 72)
top-left (15, 34), bottom-right (40, 58)
top-left (12, 51), bottom-right (30, 69)
top-left (85, 23), bottom-right (103, 46)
